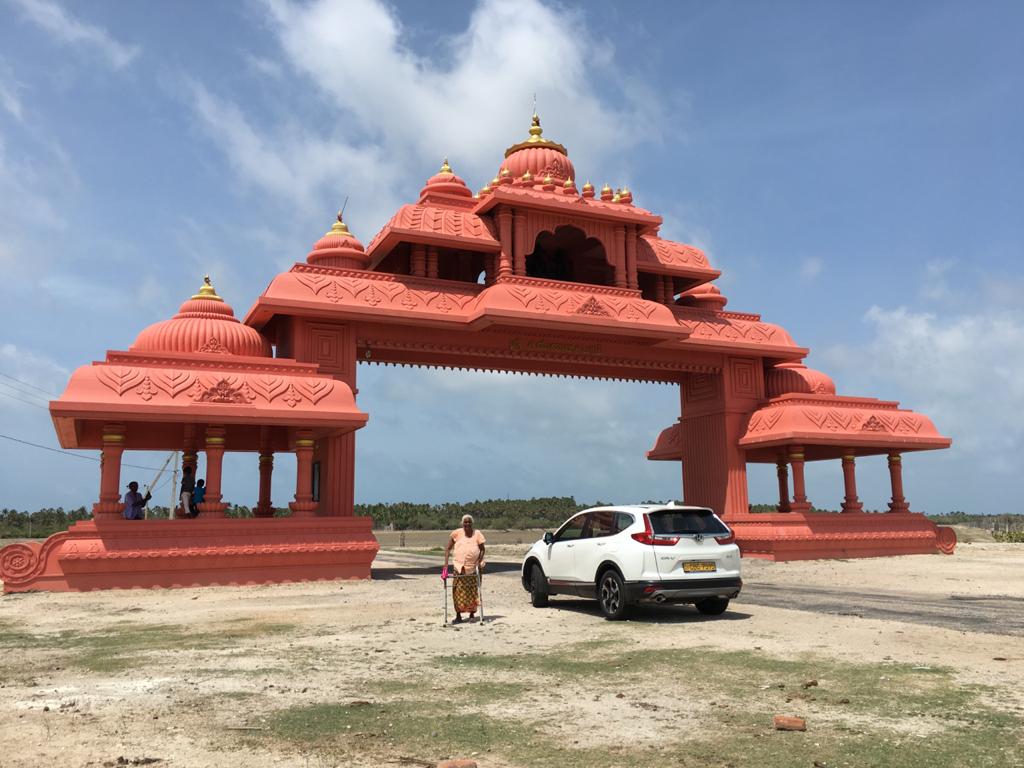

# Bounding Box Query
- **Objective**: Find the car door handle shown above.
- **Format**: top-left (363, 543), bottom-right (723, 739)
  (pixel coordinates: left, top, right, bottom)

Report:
top-left (566, 543), bottom-right (574, 548)
top-left (596, 542), bottom-right (606, 547)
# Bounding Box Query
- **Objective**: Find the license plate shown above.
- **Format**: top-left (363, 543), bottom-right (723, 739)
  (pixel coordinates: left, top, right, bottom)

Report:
top-left (683, 561), bottom-right (717, 573)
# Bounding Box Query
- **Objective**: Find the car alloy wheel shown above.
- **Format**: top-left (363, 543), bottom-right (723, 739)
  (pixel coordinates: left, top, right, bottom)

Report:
top-left (599, 570), bottom-right (627, 620)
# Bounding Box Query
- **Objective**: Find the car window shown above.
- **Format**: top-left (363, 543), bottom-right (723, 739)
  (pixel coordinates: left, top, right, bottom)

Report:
top-left (649, 509), bottom-right (729, 536)
top-left (553, 514), bottom-right (587, 542)
top-left (587, 511), bottom-right (617, 538)
top-left (613, 512), bottom-right (635, 534)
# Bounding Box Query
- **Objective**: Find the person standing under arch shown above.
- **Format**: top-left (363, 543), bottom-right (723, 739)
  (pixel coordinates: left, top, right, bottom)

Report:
top-left (443, 514), bottom-right (486, 623)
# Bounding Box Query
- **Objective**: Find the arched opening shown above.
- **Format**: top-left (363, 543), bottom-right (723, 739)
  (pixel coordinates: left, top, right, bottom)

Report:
top-left (526, 226), bottom-right (611, 287)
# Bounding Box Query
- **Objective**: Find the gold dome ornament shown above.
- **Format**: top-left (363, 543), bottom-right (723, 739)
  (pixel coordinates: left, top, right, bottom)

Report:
top-left (191, 275), bottom-right (223, 302)
top-left (324, 211), bottom-right (351, 238)
top-left (439, 157), bottom-right (453, 174)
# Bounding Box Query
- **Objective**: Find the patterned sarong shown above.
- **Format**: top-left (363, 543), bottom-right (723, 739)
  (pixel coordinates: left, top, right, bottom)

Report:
top-left (452, 570), bottom-right (479, 613)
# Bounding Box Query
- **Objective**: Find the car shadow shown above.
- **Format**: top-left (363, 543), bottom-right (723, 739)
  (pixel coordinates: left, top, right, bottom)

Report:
top-left (540, 598), bottom-right (753, 624)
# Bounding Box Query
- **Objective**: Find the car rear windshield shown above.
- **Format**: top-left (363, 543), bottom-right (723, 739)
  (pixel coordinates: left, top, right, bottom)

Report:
top-left (649, 509), bottom-right (730, 536)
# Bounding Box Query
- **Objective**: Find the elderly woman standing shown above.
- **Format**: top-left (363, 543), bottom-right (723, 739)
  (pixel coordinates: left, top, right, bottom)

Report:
top-left (443, 514), bottom-right (486, 623)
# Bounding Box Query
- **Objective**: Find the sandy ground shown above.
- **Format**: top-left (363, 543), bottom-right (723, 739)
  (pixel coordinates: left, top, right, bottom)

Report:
top-left (1, 539), bottom-right (1022, 767)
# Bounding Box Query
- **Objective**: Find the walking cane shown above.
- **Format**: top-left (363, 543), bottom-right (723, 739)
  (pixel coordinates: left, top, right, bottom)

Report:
top-left (477, 567), bottom-right (484, 624)
top-left (442, 565), bottom-right (449, 626)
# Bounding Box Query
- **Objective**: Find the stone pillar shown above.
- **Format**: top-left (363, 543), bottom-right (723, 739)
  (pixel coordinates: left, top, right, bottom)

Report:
top-left (788, 446), bottom-right (810, 513)
top-left (182, 425), bottom-right (198, 476)
top-left (426, 247), bottom-right (438, 279)
top-left (613, 225), bottom-right (627, 288)
top-left (255, 452), bottom-right (274, 517)
top-left (841, 453), bottom-right (864, 513)
top-left (411, 243), bottom-right (426, 278)
top-left (663, 276), bottom-right (675, 305)
top-left (198, 426), bottom-right (228, 517)
top-left (513, 211), bottom-right (527, 276)
top-left (653, 275), bottom-right (666, 305)
top-left (776, 458), bottom-right (791, 513)
top-left (496, 208), bottom-right (513, 280)
top-left (289, 430), bottom-right (318, 517)
top-left (625, 227), bottom-right (638, 290)
top-left (887, 453), bottom-right (909, 512)
top-left (93, 423), bottom-right (127, 520)
top-left (321, 431), bottom-right (356, 516)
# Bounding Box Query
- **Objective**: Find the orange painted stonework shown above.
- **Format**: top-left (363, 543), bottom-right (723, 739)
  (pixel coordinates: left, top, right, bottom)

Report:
top-left (0, 115), bottom-right (954, 591)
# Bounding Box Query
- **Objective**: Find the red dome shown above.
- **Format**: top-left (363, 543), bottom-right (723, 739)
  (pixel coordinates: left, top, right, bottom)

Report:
top-left (499, 114), bottom-right (576, 184)
top-left (307, 214), bottom-right (370, 269)
top-left (419, 159), bottom-right (472, 199)
top-left (677, 283), bottom-right (728, 311)
top-left (131, 278), bottom-right (271, 357)
top-left (766, 362), bottom-right (836, 397)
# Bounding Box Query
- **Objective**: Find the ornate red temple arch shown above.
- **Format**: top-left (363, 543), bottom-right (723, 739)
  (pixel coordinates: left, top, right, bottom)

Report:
top-left (0, 115), bottom-right (954, 592)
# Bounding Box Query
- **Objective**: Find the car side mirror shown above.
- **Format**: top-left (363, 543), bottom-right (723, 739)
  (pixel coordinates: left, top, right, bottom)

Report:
top-left (543, 531), bottom-right (554, 545)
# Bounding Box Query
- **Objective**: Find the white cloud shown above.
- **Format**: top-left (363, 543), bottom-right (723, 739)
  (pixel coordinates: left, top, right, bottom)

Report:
top-left (190, 0), bottom-right (676, 238)
top-left (0, 342), bottom-right (68, 412)
top-left (920, 258), bottom-right (955, 302)
top-left (0, 60), bottom-right (24, 122)
top-left (821, 305), bottom-right (1024, 468)
top-left (8, 0), bottom-right (140, 70)
top-left (799, 256), bottom-right (823, 280)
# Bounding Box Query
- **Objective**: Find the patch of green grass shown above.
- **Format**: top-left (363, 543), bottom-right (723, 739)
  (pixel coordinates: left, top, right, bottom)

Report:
top-left (0, 619), bottom-right (297, 674)
top-left (260, 699), bottom-right (665, 768)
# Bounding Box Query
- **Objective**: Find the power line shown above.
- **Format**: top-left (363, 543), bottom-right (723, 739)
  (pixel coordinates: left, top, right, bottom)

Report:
top-left (0, 387), bottom-right (50, 410)
top-left (0, 432), bottom-right (165, 471)
top-left (0, 370), bottom-right (60, 398)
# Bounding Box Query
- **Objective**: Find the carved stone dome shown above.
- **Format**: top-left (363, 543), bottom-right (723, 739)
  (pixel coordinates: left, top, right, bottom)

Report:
top-left (499, 114), bottom-right (576, 184)
top-left (677, 282), bottom-right (728, 311)
top-left (130, 277), bottom-right (272, 357)
top-left (766, 362), bottom-right (836, 397)
top-left (419, 158), bottom-right (473, 199)
top-left (307, 213), bottom-right (370, 269)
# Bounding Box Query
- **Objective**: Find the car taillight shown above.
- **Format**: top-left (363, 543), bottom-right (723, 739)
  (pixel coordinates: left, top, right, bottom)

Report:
top-left (631, 514), bottom-right (679, 546)
top-left (714, 529), bottom-right (736, 545)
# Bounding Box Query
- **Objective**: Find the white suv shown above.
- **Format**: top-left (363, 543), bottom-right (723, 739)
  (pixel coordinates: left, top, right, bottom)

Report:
top-left (521, 503), bottom-right (742, 620)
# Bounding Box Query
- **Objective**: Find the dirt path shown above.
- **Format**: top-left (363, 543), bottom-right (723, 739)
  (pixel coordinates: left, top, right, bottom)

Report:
top-left (1, 545), bottom-right (1022, 767)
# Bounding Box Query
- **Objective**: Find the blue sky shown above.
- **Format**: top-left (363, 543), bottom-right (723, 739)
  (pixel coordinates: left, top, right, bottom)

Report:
top-left (0, 0), bottom-right (1021, 515)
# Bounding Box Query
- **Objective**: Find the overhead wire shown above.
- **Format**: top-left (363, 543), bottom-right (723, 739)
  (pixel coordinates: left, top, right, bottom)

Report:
top-left (0, 386), bottom-right (50, 410)
top-left (0, 432), bottom-right (165, 472)
top-left (0, 370), bottom-right (60, 398)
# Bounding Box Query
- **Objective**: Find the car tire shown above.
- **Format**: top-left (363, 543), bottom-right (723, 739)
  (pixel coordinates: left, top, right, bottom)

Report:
top-left (529, 565), bottom-right (549, 608)
top-left (695, 597), bottom-right (730, 616)
top-left (598, 569), bottom-right (628, 621)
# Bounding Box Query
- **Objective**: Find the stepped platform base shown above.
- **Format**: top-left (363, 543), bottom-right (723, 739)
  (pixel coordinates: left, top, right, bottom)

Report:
top-left (0, 516), bottom-right (379, 592)
top-left (728, 511), bottom-right (957, 561)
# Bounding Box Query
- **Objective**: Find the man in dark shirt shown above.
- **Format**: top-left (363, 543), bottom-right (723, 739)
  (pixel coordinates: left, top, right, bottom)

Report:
top-left (179, 466), bottom-right (195, 520)
top-left (122, 482), bottom-right (151, 520)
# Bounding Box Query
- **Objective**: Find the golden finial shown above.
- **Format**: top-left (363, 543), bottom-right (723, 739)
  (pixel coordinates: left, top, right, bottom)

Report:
top-left (501, 168), bottom-right (511, 178)
top-left (543, 174), bottom-right (553, 185)
top-left (601, 183), bottom-right (612, 193)
top-left (582, 180), bottom-right (594, 191)
top-left (563, 177), bottom-right (575, 188)
top-left (504, 111), bottom-right (566, 158)
top-left (439, 157), bottom-right (452, 174)
top-left (324, 210), bottom-right (351, 237)
top-left (522, 170), bottom-right (533, 181)
top-left (491, 176), bottom-right (501, 186)
top-left (528, 113), bottom-right (544, 143)
top-left (191, 274), bottom-right (223, 302)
